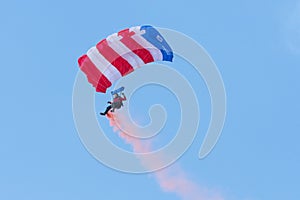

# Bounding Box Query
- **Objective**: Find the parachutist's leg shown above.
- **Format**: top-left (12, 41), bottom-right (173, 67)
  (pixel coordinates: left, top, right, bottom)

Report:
top-left (100, 105), bottom-right (112, 115)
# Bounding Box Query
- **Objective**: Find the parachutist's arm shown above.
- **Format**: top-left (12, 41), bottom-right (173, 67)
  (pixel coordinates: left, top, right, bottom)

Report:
top-left (107, 101), bottom-right (112, 104)
top-left (121, 93), bottom-right (126, 101)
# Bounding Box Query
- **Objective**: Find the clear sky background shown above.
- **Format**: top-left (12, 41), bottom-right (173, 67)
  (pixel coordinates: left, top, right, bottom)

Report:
top-left (1, 0), bottom-right (300, 200)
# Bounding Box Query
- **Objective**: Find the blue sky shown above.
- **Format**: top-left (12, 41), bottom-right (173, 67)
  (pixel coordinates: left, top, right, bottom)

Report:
top-left (1, 0), bottom-right (300, 200)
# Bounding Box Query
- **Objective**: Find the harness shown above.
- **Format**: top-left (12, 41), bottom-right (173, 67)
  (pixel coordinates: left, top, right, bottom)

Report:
top-left (111, 97), bottom-right (123, 109)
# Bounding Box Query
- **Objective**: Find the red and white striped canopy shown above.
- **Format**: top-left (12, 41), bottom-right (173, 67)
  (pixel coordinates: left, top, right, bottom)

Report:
top-left (78, 25), bottom-right (173, 93)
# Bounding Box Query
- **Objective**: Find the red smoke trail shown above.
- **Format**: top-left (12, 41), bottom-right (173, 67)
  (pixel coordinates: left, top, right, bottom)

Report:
top-left (107, 113), bottom-right (224, 200)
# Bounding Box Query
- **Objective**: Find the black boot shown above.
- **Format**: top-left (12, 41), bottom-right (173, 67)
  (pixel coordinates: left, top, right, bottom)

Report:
top-left (100, 105), bottom-right (112, 116)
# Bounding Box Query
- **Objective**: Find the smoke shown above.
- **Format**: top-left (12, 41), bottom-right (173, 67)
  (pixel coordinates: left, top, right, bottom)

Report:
top-left (107, 113), bottom-right (224, 200)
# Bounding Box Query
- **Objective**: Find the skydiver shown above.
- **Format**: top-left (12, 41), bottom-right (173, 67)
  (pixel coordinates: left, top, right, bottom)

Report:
top-left (100, 93), bottom-right (127, 116)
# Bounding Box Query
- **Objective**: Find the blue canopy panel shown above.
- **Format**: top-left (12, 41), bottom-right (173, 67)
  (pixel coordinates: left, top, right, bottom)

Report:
top-left (140, 25), bottom-right (174, 62)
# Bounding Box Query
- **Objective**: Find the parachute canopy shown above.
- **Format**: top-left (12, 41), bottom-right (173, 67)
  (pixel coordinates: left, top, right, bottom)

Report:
top-left (78, 25), bottom-right (173, 93)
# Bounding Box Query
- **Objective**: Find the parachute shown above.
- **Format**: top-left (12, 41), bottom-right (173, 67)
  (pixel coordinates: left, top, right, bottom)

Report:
top-left (78, 25), bottom-right (173, 93)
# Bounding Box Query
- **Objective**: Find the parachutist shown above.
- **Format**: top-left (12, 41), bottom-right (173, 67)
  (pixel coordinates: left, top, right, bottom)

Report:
top-left (100, 90), bottom-right (126, 116)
